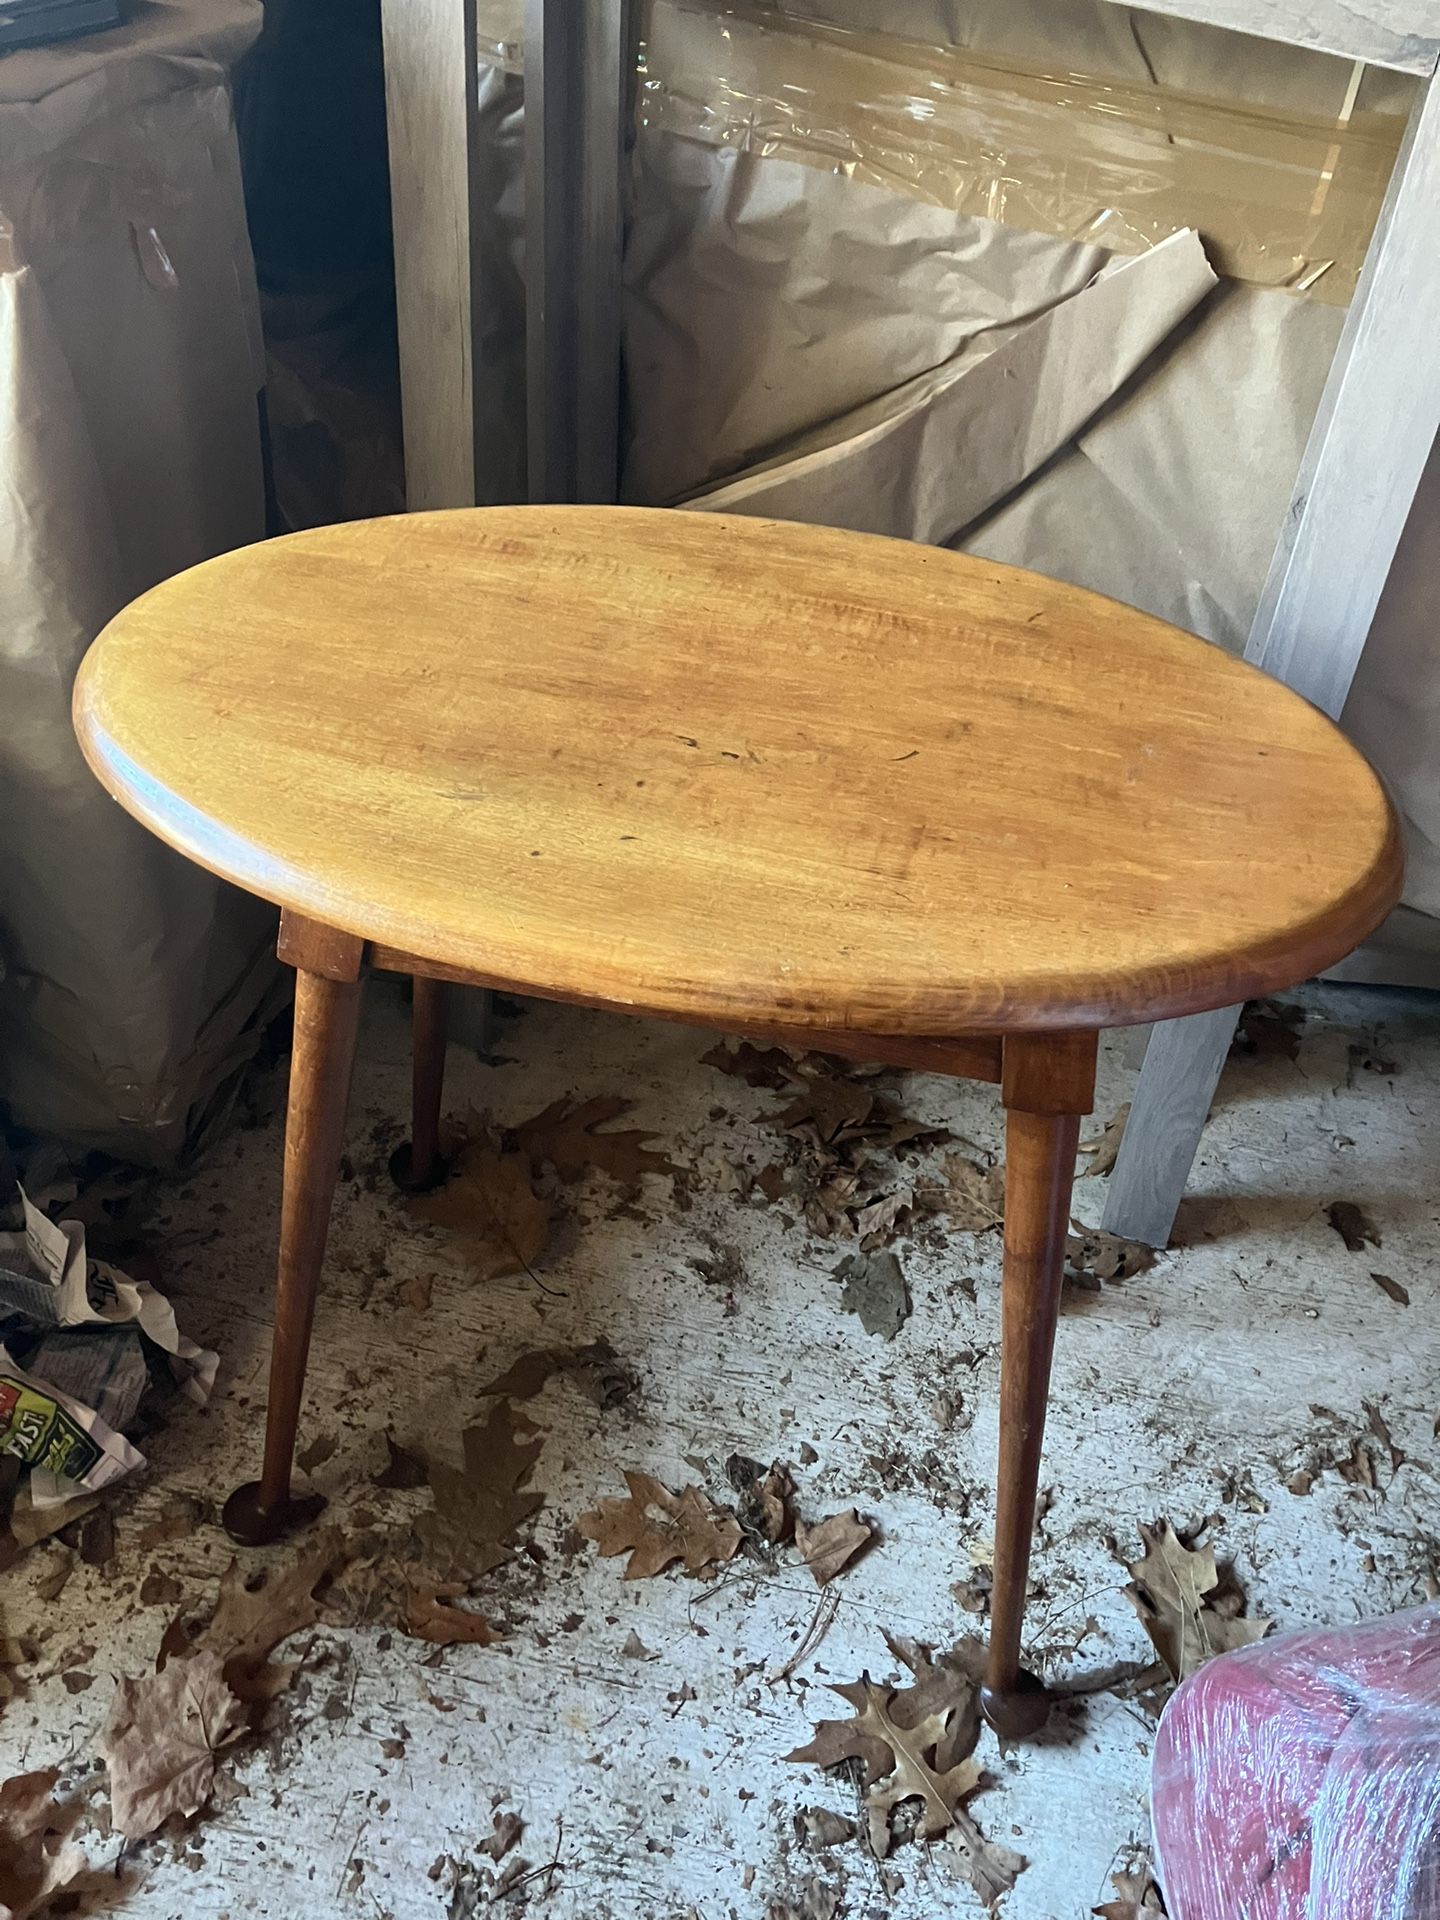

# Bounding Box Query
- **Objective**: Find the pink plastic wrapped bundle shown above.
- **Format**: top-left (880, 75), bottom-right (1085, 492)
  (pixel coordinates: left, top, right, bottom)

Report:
top-left (1153, 1604), bottom-right (1440, 1918)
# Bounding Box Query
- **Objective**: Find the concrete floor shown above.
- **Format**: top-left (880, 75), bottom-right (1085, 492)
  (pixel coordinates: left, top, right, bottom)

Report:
top-left (4, 977), bottom-right (1438, 1918)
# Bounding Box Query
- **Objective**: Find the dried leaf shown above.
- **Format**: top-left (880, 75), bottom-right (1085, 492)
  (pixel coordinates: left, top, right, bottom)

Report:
top-left (296, 1432), bottom-right (338, 1476)
top-left (401, 1581), bottom-right (504, 1647)
top-left (372, 1432), bottom-right (428, 1490)
top-left (918, 1156), bottom-right (1004, 1233)
top-left (1079, 1105), bottom-right (1130, 1177)
top-left (831, 1252), bottom-right (911, 1341)
top-left (1066, 1229), bottom-right (1155, 1286)
top-left (788, 1672), bottom-right (983, 1858)
top-left (1233, 1000), bottom-right (1304, 1061)
top-left (136, 1497), bottom-right (206, 1551)
top-left (579, 1471), bottom-right (742, 1580)
top-left (726, 1456), bottom-right (795, 1547)
top-left (853, 1188), bottom-right (914, 1247)
top-left (770, 1075), bottom-right (876, 1147)
top-left (413, 1403), bottom-right (544, 1580)
top-left (411, 1129), bottom-right (550, 1280)
top-left (99, 1650), bottom-right (247, 1840)
top-left (203, 1527), bottom-right (348, 1702)
top-left (1093, 1866), bottom-right (1167, 1917)
top-left (795, 1511), bottom-right (873, 1587)
top-left (1372, 1272), bottom-right (1410, 1307)
top-left (700, 1041), bottom-right (799, 1090)
top-left (1326, 1202), bottom-right (1380, 1253)
top-left (1125, 1520), bottom-right (1270, 1682)
top-left (1365, 1401), bottom-right (1406, 1475)
top-left (513, 1095), bottom-right (676, 1185)
top-left (483, 1810), bottom-right (523, 1861)
top-left (944, 1809), bottom-right (1027, 1908)
top-left (479, 1340), bottom-right (636, 1411)
top-left (0, 1769), bottom-right (86, 1920)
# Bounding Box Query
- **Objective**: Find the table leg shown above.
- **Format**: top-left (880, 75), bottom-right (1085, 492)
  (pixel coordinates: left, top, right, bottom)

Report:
top-left (223, 961), bottom-right (364, 1545)
top-left (981, 1031), bottom-right (1095, 1737)
top-left (390, 976), bottom-right (450, 1193)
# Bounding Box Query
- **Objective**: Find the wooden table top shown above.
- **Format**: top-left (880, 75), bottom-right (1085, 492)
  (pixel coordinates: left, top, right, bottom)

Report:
top-left (73, 507), bottom-right (1401, 1036)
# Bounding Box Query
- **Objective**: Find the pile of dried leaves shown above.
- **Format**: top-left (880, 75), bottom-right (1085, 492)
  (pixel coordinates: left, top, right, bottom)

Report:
top-left (787, 1634), bottom-right (1023, 1906)
top-left (580, 1455), bottom-right (874, 1590)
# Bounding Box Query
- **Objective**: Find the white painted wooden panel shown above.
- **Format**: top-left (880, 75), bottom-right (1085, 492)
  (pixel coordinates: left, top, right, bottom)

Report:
top-left (1122, 0), bottom-right (1440, 73)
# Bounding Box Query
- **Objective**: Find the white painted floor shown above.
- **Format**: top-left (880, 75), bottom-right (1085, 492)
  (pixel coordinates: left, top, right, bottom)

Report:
top-left (5, 978), bottom-right (1439, 1919)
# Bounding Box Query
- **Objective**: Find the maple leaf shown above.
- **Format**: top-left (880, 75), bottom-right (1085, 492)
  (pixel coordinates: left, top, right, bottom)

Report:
top-left (795, 1511), bottom-right (873, 1587)
top-left (1093, 1865), bottom-right (1167, 1916)
top-left (512, 1095), bottom-right (676, 1184)
top-left (579, 1471), bottom-right (742, 1579)
top-left (413, 1403), bottom-right (544, 1580)
top-left (410, 1125), bottom-right (549, 1280)
top-left (1125, 1520), bottom-right (1270, 1682)
top-left (0, 1769), bottom-right (86, 1920)
top-left (99, 1650), bottom-right (247, 1841)
top-left (1079, 1105), bottom-right (1130, 1177)
top-left (198, 1527), bottom-right (348, 1702)
top-left (917, 1155), bottom-right (1004, 1233)
top-left (788, 1674), bottom-right (982, 1858)
top-left (402, 1580), bottom-right (505, 1647)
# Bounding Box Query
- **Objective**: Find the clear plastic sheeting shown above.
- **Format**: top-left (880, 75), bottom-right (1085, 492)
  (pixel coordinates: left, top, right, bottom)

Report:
top-left (1153, 1605), bottom-right (1440, 1918)
top-left (0, 0), bottom-right (281, 1160)
top-left (637, 0), bottom-right (1410, 304)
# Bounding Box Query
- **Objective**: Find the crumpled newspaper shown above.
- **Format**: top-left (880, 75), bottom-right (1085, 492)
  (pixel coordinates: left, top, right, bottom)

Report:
top-left (0, 1186), bottom-right (217, 1505)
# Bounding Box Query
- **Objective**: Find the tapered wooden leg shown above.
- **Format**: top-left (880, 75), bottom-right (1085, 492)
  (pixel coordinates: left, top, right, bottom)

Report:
top-left (389, 976), bottom-right (450, 1193)
top-left (980, 1031), bottom-right (1096, 1738)
top-left (223, 956), bottom-right (364, 1545)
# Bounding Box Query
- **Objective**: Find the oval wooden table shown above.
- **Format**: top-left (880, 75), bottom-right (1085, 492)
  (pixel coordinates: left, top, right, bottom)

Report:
top-left (73, 507), bottom-right (1401, 1736)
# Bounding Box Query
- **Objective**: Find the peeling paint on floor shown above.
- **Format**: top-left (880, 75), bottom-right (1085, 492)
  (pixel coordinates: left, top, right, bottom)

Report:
top-left (3, 977), bottom-right (1438, 1917)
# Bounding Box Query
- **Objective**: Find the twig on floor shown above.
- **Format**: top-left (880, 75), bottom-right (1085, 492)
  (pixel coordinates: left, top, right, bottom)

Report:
top-left (769, 1586), bottom-right (841, 1684)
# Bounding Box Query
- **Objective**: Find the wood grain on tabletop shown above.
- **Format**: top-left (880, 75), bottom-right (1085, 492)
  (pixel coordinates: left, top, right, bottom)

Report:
top-left (72, 507), bottom-right (1402, 1036)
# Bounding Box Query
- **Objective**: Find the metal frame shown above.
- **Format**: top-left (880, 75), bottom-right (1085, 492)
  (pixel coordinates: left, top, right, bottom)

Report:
top-left (389, 0), bottom-right (1440, 1247)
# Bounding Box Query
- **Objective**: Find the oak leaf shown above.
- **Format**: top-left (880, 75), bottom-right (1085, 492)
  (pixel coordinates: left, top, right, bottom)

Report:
top-left (1093, 1866), bottom-right (1167, 1916)
top-left (202, 1526), bottom-right (349, 1702)
top-left (0, 1769), bottom-right (86, 1920)
top-left (579, 1471), bottom-right (742, 1579)
top-left (513, 1095), bottom-right (676, 1184)
top-left (795, 1511), bottom-right (873, 1587)
top-left (99, 1650), bottom-right (247, 1840)
top-left (918, 1156), bottom-right (1004, 1233)
top-left (402, 1581), bottom-right (504, 1647)
top-left (1079, 1105), bottom-right (1130, 1177)
top-left (1065, 1229), bottom-right (1154, 1287)
top-left (788, 1674), bottom-right (982, 1857)
top-left (1125, 1520), bottom-right (1269, 1682)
